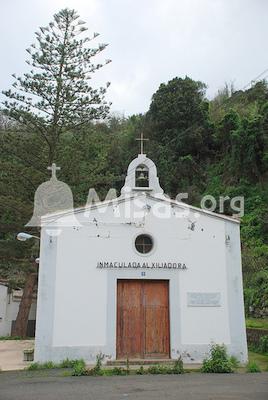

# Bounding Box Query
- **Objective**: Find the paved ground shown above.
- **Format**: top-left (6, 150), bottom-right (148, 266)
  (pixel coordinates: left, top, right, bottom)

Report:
top-left (0, 340), bottom-right (34, 371)
top-left (0, 371), bottom-right (267, 400)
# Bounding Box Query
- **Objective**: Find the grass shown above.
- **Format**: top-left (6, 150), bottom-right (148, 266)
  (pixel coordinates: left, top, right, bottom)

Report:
top-left (246, 318), bottom-right (268, 330)
top-left (247, 351), bottom-right (268, 371)
top-left (27, 362), bottom-right (56, 370)
top-left (27, 358), bottom-right (78, 371)
top-left (0, 336), bottom-right (33, 340)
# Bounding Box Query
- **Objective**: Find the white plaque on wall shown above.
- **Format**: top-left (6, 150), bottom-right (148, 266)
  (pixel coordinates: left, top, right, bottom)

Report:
top-left (187, 292), bottom-right (221, 307)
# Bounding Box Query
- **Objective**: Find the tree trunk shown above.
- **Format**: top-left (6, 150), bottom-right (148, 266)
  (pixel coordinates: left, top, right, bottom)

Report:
top-left (11, 272), bottom-right (37, 338)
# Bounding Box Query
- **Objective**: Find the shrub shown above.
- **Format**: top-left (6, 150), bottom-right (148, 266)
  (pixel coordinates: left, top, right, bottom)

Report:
top-left (230, 356), bottom-right (240, 369)
top-left (172, 357), bottom-right (184, 374)
top-left (27, 362), bottom-right (40, 370)
top-left (72, 359), bottom-right (87, 376)
top-left (259, 336), bottom-right (268, 353)
top-left (147, 364), bottom-right (167, 374)
top-left (95, 353), bottom-right (104, 371)
top-left (88, 353), bottom-right (105, 376)
top-left (246, 361), bottom-right (261, 373)
top-left (110, 367), bottom-right (127, 375)
top-left (136, 366), bottom-right (146, 375)
top-left (146, 358), bottom-right (184, 375)
top-left (42, 361), bottom-right (55, 369)
top-left (201, 344), bottom-right (234, 373)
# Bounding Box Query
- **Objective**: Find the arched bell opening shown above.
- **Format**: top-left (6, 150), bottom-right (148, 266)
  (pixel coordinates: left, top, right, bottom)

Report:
top-left (135, 164), bottom-right (149, 188)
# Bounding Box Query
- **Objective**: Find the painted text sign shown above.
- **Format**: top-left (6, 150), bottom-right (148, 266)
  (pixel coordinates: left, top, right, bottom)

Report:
top-left (97, 261), bottom-right (187, 270)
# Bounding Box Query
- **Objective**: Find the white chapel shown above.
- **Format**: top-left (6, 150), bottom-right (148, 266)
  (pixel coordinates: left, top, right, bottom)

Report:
top-left (34, 147), bottom-right (248, 364)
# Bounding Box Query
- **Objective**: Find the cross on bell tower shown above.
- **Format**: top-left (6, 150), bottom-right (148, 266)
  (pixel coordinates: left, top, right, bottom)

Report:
top-left (47, 163), bottom-right (61, 180)
top-left (136, 132), bottom-right (149, 155)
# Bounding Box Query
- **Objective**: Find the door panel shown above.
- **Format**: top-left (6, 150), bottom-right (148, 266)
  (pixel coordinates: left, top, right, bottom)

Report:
top-left (116, 280), bottom-right (170, 359)
top-left (144, 281), bottom-right (169, 358)
top-left (117, 280), bottom-right (143, 359)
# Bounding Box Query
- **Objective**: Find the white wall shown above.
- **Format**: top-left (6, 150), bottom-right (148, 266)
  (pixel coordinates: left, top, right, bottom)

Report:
top-left (35, 197), bottom-right (248, 364)
top-left (180, 216), bottom-right (230, 345)
top-left (52, 229), bottom-right (107, 347)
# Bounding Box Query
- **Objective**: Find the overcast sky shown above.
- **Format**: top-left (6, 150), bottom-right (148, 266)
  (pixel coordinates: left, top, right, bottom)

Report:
top-left (1, 0), bottom-right (268, 115)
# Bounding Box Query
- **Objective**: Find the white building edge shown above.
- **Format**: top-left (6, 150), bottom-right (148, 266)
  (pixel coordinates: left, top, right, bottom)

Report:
top-left (34, 153), bottom-right (248, 364)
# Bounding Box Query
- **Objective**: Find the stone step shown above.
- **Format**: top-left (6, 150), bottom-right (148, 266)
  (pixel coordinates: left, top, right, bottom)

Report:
top-left (107, 359), bottom-right (175, 366)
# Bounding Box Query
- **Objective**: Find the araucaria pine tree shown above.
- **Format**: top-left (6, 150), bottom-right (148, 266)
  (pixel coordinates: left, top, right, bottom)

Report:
top-left (2, 8), bottom-right (111, 162)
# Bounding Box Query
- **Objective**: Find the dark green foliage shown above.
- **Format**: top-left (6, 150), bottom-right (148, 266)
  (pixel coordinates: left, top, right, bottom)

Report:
top-left (148, 76), bottom-right (209, 153)
top-left (244, 271), bottom-right (268, 317)
top-left (201, 344), bottom-right (234, 373)
top-left (259, 336), bottom-right (268, 354)
top-left (215, 110), bottom-right (240, 150)
top-left (146, 76), bottom-right (212, 196)
top-left (230, 117), bottom-right (265, 179)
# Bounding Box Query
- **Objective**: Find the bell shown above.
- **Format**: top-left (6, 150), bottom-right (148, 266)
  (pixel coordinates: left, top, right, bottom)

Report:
top-left (26, 163), bottom-right (74, 228)
top-left (137, 172), bottom-right (146, 181)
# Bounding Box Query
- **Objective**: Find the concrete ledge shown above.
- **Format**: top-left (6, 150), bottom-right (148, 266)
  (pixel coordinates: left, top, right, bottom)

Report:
top-left (0, 340), bottom-right (34, 371)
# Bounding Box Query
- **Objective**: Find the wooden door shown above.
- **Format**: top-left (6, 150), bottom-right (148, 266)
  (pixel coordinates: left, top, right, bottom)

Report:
top-left (116, 280), bottom-right (170, 359)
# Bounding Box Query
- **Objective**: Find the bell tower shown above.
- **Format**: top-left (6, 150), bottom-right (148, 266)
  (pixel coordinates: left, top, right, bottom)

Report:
top-left (121, 133), bottom-right (164, 196)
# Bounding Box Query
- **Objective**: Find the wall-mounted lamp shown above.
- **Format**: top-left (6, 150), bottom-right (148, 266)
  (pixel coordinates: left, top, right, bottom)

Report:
top-left (17, 232), bottom-right (40, 241)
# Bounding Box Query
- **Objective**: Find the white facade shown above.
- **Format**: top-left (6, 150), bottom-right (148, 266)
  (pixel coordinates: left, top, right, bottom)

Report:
top-left (0, 283), bottom-right (36, 337)
top-left (35, 154), bottom-right (248, 364)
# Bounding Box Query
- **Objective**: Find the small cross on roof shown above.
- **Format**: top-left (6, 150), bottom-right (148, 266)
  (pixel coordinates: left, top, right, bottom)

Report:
top-left (136, 132), bottom-right (149, 155)
top-left (47, 163), bottom-right (61, 179)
